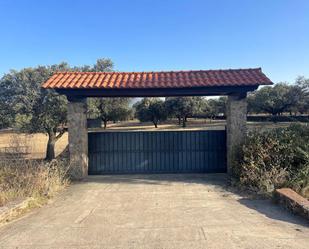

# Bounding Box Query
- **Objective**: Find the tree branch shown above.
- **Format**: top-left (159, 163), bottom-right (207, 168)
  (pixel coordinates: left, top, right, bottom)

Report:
top-left (55, 128), bottom-right (66, 141)
top-left (55, 131), bottom-right (65, 141)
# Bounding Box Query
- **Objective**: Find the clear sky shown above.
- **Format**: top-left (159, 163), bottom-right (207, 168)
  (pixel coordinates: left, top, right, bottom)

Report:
top-left (0, 0), bottom-right (308, 83)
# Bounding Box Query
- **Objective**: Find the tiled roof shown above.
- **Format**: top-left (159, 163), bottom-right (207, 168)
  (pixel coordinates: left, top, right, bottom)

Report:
top-left (42, 68), bottom-right (272, 89)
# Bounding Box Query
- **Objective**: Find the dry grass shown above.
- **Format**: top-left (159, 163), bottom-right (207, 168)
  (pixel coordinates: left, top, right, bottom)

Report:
top-left (91, 119), bottom-right (293, 131)
top-left (0, 135), bottom-right (70, 225)
top-left (0, 135), bottom-right (70, 207)
top-left (0, 131), bottom-right (68, 159)
top-left (0, 157), bottom-right (70, 207)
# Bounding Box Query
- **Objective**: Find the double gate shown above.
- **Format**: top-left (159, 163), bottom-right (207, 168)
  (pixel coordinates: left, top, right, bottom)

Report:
top-left (88, 130), bottom-right (226, 174)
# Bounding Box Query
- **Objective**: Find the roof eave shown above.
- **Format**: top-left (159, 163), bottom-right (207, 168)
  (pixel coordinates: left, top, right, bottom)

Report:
top-left (53, 85), bottom-right (260, 98)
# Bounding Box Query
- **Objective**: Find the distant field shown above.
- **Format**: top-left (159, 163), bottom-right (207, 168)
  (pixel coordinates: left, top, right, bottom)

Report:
top-left (0, 131), bottom-right (68, 159)
top-left (103, 119), bottom-right (293, 131)
top-left (0, 119), bottom-right (295, 159)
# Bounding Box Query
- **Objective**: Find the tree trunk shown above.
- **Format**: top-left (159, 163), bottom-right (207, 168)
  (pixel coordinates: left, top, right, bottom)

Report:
top-left (153, 118), bottom-right (158, 128)
top-left (46, 132), bottom-right (56, 160)
top-left (182, 117), bottom-right (186, 128)
top-left (103, 120), bottom-right (107, 129)
top-left (177, 117), bottom-right (181, 125)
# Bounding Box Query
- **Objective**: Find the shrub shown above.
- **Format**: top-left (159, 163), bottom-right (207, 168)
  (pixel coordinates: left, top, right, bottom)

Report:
top-left (289, 155), bottom-right (309, 198)
top-left (236, 123), bottom-right (309, 197)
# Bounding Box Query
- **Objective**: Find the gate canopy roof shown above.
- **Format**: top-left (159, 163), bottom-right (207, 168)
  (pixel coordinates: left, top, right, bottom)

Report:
top-left (42, 68), bottom-right (272, 97)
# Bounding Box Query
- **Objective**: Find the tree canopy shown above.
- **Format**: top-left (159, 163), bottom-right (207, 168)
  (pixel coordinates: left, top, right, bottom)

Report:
top-left (247, 79), bottom-right (309, 115)
top-left (206, 97), bottom-right (227, 117)
top-left (165, 97), bottom-right (205, 127)
top-left (289, 77), bottom-right (309, 114)
top-left (88, 97), bottom-right (132, 129)
top-left (0, 58), bottom-right (114, 160)
top-left (134, 98), bottom-right (167, 128)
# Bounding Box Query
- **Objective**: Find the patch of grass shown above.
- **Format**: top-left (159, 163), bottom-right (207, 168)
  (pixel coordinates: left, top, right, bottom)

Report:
top-left (0, 158), bottom-right (70, 207)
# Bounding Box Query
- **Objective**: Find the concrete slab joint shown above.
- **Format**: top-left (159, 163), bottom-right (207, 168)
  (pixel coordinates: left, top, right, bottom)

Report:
top-left (226, 93), bottom-right (247, 175)
top-left (67, 96), bottom-right (88, 179)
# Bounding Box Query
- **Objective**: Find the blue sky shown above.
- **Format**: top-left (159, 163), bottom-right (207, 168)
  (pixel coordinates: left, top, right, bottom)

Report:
top-left (0, 0), bottom-right (308, 83)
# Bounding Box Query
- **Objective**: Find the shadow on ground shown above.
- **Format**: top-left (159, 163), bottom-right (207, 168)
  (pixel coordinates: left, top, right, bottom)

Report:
top-left (83, 173), bottom-right (229, 187)
top-left (238, 198), bottom-right (309, 227)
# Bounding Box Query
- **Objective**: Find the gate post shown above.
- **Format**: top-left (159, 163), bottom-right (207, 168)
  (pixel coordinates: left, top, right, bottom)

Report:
top-left (226, 93), bottom-right (247, 175)
top-left (67, 96), bottom-right (88, 179)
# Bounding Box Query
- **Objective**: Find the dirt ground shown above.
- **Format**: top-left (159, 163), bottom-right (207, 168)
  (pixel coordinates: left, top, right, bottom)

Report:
top-left (0, 119), bottom-right (294, 159)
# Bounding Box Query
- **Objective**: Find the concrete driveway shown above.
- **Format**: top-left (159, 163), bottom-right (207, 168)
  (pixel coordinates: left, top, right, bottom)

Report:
top-left (0, 174), bottom-right (308, 249)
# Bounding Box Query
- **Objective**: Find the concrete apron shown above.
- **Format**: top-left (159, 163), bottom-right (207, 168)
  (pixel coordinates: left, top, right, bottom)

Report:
top-left (0, 174), bottom-right (308, 249)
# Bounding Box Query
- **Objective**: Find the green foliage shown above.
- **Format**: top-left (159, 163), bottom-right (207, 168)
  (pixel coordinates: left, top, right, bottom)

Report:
top-left (72, 58), bottom-right (114, 72)
top-left (206, 97), bottom-right (227, 117)
top-left (30, 90), bottom-right (68, 135)
top-left (247, 78), bottom-right (309, 115)
top-left (164, 97), bottom-right (182, 124)
top-left (290, 163), bottom-right (309, 198)
top-left (12, 114), bottom-right (32, 130)
top-left (88, 98), bottom-right (132, 128)
top-left (235, 130), bottom-right (291, 193)
top-left (0, 99), bottom-right (14, 129)
top-left (0, 65), bottom-right (70, 159)
top-left (93, 58), bottom-right (114, 72)
top-left (165, 97), bottom-right (205, 127)
top-left (0, 64), bottom-right (69, 129)
top-left (254, 83), bottom-right (294, 115)
top-left (0, 58), bottom-right (114, 159)
top-left (247, 94), bottom-right (259, 114)
top-left (134, 98), bottom-right (167, 128)
top-left (236, 124), bottom-right (309, 197)
top-left (290, 77), bottom-right (309, 114)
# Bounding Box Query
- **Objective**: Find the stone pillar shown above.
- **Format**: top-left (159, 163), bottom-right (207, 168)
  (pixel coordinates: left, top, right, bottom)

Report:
top-left (67, 97), bottom-right (88, 179)
top-left (226, 93), bottom-right (247, 175)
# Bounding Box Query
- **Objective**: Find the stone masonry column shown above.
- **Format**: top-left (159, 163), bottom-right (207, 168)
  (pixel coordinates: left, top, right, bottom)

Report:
top-left (67, 96), bottom-right (88, 179)
top-left (226, 93), bottom-right (247, 175)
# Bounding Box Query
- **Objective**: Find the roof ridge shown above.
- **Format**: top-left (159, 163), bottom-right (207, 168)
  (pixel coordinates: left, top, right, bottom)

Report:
top-left (54, 68), bottom-right (262, 74)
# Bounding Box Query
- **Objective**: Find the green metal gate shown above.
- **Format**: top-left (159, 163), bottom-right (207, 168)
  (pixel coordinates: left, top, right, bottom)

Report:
top-left (88, 130), bottom-right (226, 174)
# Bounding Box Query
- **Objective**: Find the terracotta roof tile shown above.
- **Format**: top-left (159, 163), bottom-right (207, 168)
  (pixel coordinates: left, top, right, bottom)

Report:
top-left (42, 68), bottom-right (272, 89)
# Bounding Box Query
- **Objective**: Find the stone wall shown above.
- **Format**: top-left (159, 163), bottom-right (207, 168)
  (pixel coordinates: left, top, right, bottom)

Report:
top-left (274, 188), bottom-right (309, 220)
top-left (67, 98), bottom-right (88, 179)
top-left (226, 93), bottom-right (247, 175)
